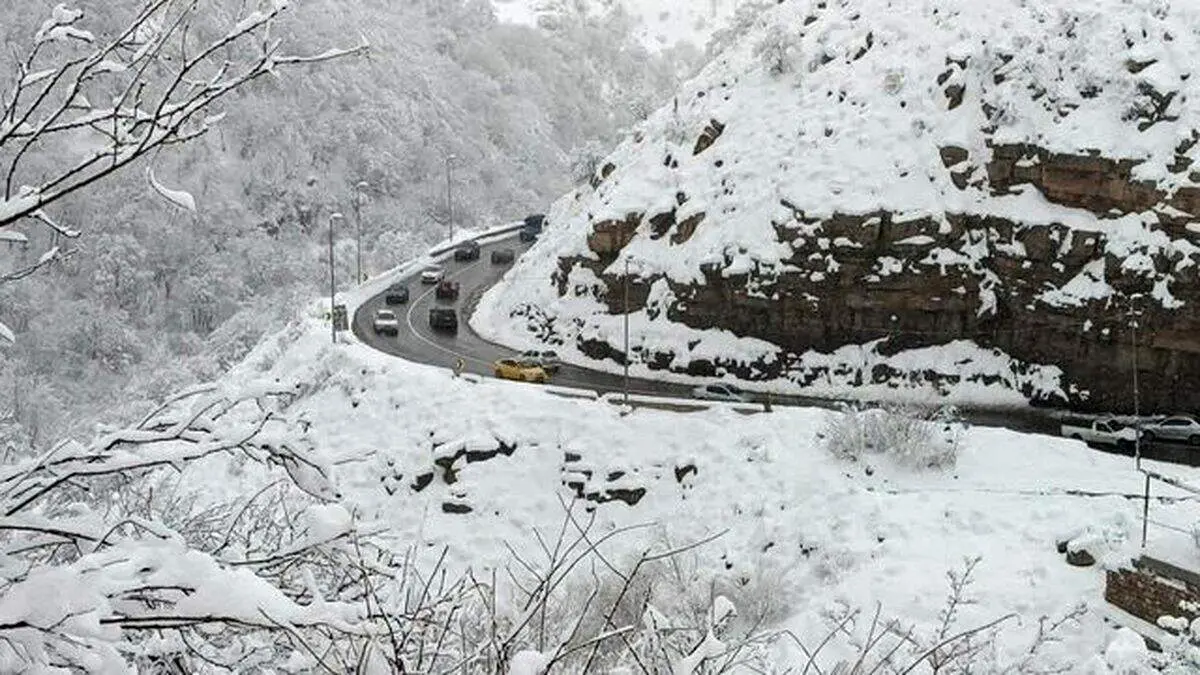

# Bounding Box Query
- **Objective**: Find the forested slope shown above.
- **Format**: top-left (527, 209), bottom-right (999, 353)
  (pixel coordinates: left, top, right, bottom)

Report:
top-left (0, 0), bottom-right (674, 450)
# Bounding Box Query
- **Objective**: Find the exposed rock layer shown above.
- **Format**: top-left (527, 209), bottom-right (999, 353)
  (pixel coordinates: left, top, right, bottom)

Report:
top-left (558, 145), bottom-right (1200, 414)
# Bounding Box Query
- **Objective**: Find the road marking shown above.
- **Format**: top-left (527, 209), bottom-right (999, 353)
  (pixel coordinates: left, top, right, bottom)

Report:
top-left (404, 260), bottom-right (496, 369)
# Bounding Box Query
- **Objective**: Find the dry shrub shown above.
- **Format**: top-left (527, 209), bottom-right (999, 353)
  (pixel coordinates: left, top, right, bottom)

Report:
top-left (820, 402), bottom-right (963, 470)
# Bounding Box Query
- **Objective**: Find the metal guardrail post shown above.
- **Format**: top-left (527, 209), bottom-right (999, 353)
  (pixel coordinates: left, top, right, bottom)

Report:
top-left (1141, 472), bottom-right (1150, 548)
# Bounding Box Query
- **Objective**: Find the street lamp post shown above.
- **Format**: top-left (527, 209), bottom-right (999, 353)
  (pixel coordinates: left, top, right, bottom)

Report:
top-left (623, 257), bottom-right (630, 408)
top-left (445, 154), bottom-right (457, 243)
top-left (1130, 293), bottom-right (1143, 471)
top-left (353, 181), bottom-right (368, 284)
top-left (328, 212), bottom-right (344, 344)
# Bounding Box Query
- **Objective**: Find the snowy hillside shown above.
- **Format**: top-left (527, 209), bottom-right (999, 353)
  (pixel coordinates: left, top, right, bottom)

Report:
top-left (9, 263), bottom-right (1200, 669)
top-left (491, 0), bottom-right (745, 51)
top-left (475, 0), bottom-right (1200, 412)
top-left (163, 310), bottom-right (1200, 671)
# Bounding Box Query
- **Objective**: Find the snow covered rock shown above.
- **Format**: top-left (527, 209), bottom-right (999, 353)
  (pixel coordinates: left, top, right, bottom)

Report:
top-left (477, 0), bottom-right (1200, 414)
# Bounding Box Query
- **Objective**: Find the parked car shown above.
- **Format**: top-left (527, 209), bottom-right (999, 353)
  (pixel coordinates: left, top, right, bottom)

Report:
top-left (435, 280), bottom-right (460, 300)
top-left (1060, 417), bottom-right (1138, 449)
top-left (428, 307), bottom-right (458, 334)
top-left (494, 358), bottom-right (549, 383)
top-left (491, 248), bottom-right (515, 265)
top-left (384, 285), bottom-right (409, 305)
top-left (420, 267), bottom-right (445, 284)
top-left (692, 383), bottom-right (750, 403)
top-left (372, 309), bottom-right (400, 336)
top-left (1141, 416), bottom-right (1200, 445)
top-left (454, 240), bottom-right (480, 261)
top-left (518, 349), bottom-right (561, 374)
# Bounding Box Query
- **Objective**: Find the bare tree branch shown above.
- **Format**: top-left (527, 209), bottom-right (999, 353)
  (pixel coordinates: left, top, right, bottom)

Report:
top-left (0, 0), bottom-right (368, 257)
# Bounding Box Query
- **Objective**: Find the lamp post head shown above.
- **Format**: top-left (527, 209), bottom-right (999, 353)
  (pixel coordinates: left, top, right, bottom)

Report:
top-left (330, 212), bottom-right (345, 223)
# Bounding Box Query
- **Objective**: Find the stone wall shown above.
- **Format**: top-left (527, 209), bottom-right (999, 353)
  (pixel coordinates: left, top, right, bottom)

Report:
top-left (1106, 555), bottom-right (1200, 630)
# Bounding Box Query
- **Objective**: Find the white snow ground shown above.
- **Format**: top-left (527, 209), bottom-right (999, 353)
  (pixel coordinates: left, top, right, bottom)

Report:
top-left (184, 298), bottom-right (1200, 672)
top-left (474, 0), bottom-right (1200, 407)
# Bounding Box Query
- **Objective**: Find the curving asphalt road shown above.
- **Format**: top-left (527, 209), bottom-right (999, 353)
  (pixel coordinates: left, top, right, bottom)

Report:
top-left (353, 236), bottom-right (1200, 468)
top-left (354, 236), bottom-right (707, 399)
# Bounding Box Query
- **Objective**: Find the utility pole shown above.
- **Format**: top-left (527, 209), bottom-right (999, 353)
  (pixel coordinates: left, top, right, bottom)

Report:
top-left (623, 257), bottom-right (630, 407)
top-left (328, 212), bottom-right (344, 344)
top-left (445, 154), bottom-right (457, 243)
top-left (1131, 293), bottom-right (1143, 470)
top-left (353, 181), bottom-right (368, 284)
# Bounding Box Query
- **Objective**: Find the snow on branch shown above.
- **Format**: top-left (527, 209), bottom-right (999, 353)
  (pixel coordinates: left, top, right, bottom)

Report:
top-left (0, 0), bottom-right (367, 236)
top-left (0, 244), bottom-right (72, 284)
top-left (0, 380), bottom-right (367, 670)
top-left (146, 167), bottom-right (195, 212)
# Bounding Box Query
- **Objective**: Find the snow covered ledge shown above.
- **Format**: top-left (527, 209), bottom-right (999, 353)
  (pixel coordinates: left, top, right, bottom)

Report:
top-left (1105, 553), bottom-right (1200, 644)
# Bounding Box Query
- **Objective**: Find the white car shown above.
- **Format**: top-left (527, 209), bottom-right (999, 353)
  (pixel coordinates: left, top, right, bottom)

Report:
top-left (692, 383), bottom-right (750, 403)
top-left (1142, 416), bottom-right (1200, 445)
top-left (372, 309), bottom-right (400, 336)
top-left (420, 267), bottom-right (445, 284)
top-left (518, 349), bottom-right (562, 374)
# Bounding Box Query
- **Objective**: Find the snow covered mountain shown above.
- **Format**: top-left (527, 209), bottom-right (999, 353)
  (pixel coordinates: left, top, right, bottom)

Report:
top-left (475, 0), bottom-right (1200, 413)
top-left (491, 0), bottom-right (745, 52)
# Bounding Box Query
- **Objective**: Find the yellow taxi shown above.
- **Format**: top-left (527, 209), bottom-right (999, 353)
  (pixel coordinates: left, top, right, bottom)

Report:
top-left (493, 358), bottom-right (550, 384)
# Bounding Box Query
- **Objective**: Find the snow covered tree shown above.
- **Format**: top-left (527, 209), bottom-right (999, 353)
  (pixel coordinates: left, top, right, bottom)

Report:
top-left (0, 0), bottom-right (679, 459)
top-left (706, 0), bottom-right (776, 58)
top-left (569, 140), bottom-right (607, 185)
top-left (754, 23), bottom-right (800, 76)
top-left (0, 0), bottom-right (365, 333)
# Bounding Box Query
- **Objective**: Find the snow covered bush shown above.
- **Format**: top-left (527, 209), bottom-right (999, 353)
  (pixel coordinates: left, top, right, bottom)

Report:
top-left (811, 557), bottom-right (1090, 675)
top-left (398, 501), bottom-right (797, 675)
top-left (819, 403), bottom-right (963, 470)
top-left (0, 380), bottom-right (373, 671)
top-left (754, 24), bottom-right (799, 76)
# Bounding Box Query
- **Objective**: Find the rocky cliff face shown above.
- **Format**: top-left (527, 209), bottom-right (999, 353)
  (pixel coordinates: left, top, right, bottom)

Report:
top-left (562, 141), bottom-right (1200, 412)
top-left (475, 0), bottom-right (1200, 413)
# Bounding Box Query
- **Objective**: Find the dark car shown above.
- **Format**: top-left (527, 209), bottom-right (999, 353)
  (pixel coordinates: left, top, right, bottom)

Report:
top-left (435, 280), bottom-right (460, 300)
top-left (384, 285), bottom-right (409, 305)
top-left (453, 240), bottom-right (480, 261)
top-left (429, 307), bottom-right (458, 334)
top-left (519, 214), bottom-right (545, 242)
top-left (490, 248), bottom-right (515, 265)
